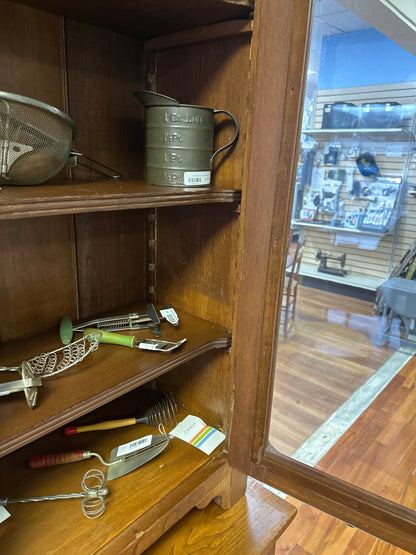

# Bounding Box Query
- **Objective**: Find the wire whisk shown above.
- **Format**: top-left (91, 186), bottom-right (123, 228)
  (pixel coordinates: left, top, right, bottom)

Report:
top-left (64, 394), bottom-right (178, 435)
top-left (0, 468), bottom-right (108, 519)
top-left (141, 395), bottom-right (178, 428)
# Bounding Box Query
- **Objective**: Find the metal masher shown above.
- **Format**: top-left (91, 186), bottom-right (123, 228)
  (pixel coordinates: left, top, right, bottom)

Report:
top-left (0, 332), bottom-right (101, 408)
top-left (0, 469), bottom-right (108, 519)
top-left (60, 305), bottom-right (179, 344)
top-left (64, 395), bottom-right (178, 435)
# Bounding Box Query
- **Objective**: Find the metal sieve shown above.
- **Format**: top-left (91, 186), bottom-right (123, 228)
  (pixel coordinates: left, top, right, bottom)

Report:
top-left (0, 91), bottom-right (76, 185)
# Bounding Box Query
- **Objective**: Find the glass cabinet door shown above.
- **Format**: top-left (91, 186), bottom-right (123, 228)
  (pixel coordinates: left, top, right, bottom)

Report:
top-left (230, 0), bottom-right (416, 550)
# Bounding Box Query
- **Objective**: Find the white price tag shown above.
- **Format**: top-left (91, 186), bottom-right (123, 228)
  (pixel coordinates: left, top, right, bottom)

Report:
top-left (160, 308), bottom-right (179, 325)
top-left (116, 435), bottom-right (152, 457)
top-left (0, 506), bottom-right (10, 523)
top-left (184, 171), bottom-right (211, 186)
top-left (170, 415), bottom-right (225, 455)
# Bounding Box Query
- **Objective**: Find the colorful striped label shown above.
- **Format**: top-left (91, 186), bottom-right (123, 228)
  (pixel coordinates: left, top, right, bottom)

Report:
top-left (170, 415), bottom-right (225, 455)
top-left (190, 425), bottom-right (216, 448)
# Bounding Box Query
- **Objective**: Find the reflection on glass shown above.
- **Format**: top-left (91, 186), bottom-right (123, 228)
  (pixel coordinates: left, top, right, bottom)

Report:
top-left (270, 0), bottom-right (416, 511)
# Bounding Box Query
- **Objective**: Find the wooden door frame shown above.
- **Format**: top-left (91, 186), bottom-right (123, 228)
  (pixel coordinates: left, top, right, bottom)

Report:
top-left (229, 0), bottom-right (416, 551)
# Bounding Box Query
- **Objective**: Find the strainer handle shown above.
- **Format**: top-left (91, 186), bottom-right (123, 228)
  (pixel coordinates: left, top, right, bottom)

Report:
top-left (211, 110), bottom-right (239, 164)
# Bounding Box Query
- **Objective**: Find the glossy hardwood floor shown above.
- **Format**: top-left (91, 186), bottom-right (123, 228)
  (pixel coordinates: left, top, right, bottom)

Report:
top-left (270, 283), bottom-right (398, 455)
top-left (271, 282), bottom-right (415, 554)
top-left (275, 353), bottom-right (416, 555)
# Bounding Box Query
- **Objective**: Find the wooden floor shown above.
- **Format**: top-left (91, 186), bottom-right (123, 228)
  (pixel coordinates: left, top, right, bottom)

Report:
top-left (275, 355), bottom-right (416, 554)
top-left (270, 282), bottom-right (416, 554)
top-left (270, 283), bottom-right (397, 455)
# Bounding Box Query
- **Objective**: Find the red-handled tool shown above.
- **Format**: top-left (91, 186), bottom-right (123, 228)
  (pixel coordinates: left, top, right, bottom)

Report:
top-left (29, 450), bottom-right (97, 468)
top-left (28, 434), bottom-right (171, 480)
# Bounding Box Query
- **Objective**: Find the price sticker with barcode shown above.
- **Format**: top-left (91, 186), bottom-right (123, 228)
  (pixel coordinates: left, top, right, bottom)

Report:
top-left (116, 435), bottom-right (152, 457)
top-left (184, 171), bottom-right (211, 186)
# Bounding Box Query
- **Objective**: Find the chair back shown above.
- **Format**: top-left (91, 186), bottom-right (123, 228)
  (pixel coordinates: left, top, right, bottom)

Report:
top-left (287, 234), bottom-right (305, 286)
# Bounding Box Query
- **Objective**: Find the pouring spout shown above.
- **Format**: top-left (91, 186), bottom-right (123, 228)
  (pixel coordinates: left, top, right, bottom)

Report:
top-left (133, 90), bottom-right (179, 107)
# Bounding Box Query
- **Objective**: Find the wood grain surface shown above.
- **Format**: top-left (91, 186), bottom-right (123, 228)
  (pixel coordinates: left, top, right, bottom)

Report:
top-left (0, 398), bottom-right (230, 554)
top-left (275, 356), bottom-right (416, 554)
top-left (0, 308), bottom-right (230, 457)
top-left (270, 284), bottom-right (396, 455)
top-left (146, 477), bottom-right (296, 555)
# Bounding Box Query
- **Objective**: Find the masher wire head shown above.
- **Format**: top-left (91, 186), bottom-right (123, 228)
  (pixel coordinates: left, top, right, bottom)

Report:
top-left (147, 396), bottom-right (177, 428)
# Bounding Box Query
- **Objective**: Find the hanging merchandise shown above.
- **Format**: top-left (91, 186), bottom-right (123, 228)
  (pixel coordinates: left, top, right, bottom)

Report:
top-left (321, 182), bottom-right (342, 213)
top-left (300, 149), bottom-right (316, 187)
top-left (356, 151), bottom-right (379, 176)
top-left (344, 209), bottom-right (364, 229)
top-left (0, 91), bottom-right (121, 185)
top-left (299, 192), bottom-right (320, 221)
top-left (324, 145), bottom-right (340, 166)
top-left (359, 177), bottom-right (401, 233)
top-left (351, 180), bottom-right (361, 197)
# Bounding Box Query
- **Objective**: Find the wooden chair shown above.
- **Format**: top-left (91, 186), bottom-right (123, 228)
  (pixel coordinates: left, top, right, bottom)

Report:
top-left (281, 233), bottom-right (305, 336)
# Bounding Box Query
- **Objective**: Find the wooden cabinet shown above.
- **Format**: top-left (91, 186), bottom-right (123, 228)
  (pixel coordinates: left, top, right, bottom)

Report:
top-left (1, 0), bottom-right (416, 553)
top-left (0, 0), bottom-right (259, 552)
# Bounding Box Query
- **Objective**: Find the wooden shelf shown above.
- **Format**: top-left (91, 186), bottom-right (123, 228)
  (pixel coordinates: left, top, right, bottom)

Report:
top-left (0, 399), bottom-right (229, 553)
top-left (12, 0), bottom-right (254, 38)
top-left (301, 127), bottom-right (412, 142)
top-left (0, 180), bottom-right (242, 220)
top-left (0, 307), bottom-right (231, 457)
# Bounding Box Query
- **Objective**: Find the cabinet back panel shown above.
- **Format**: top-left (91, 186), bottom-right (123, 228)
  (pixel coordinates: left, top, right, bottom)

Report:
top-left (1, 1), bottom-right (66, 108)
top-left (156, 349), bottom-right (233, 433)
top-left (156, 205), bottom-right (239, 329)
top-left (65, 19), bottom-right (145, 181)
top-left (0, 217), bottom-right (77, 342)
top-left (75, 210), bottom-right (148, 318)
top-left (152, 35), bottom-right (251, 188)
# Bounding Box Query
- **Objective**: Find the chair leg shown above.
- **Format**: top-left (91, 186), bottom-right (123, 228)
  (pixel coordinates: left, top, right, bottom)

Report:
top-left (292, 285), bottom-right (298, 317)
top-left (283, 290), bottom-right (292, 336)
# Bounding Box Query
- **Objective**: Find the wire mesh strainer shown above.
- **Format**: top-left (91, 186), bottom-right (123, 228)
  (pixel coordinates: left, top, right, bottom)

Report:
top-left (0, 91), bottom-right (76, 185)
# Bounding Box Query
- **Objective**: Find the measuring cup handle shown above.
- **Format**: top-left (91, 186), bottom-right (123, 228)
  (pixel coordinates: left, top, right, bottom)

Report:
top-left (211, 110), bottom-right (239, 164)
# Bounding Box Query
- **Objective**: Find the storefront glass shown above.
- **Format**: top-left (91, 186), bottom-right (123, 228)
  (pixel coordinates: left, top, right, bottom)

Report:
top-left (270, 0), bottom-right (416, 509)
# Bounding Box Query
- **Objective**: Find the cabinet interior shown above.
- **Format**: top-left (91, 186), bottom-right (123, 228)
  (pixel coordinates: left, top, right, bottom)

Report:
top-left (0, 1), bottom-right (254, 551)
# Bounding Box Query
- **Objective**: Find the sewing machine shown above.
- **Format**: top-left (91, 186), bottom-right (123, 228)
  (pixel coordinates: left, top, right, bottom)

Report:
top-left (316, 249), bottom-right (347, 276)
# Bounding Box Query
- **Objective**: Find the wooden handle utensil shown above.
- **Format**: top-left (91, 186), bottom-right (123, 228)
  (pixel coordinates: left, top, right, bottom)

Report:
top-left (29, 450), bottom-right (91, 468)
